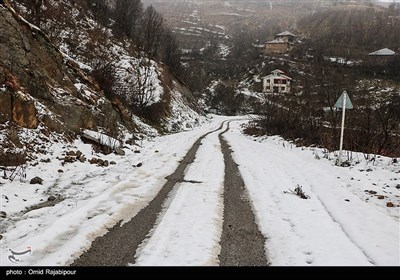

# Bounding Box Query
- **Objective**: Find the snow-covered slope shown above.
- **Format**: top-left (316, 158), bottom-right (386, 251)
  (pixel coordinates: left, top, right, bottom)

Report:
top-left (8, 0), bottom-right (204, 134)
top-left (0, 0), bottom-right (206, 180)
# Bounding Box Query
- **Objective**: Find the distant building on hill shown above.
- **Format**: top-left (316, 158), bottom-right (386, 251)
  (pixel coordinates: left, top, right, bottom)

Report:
top-left (368, 48), bottom-right (397, 65)
top-left (275, 31), bottom-right (296, 43)
top-left (265, 31), bottom-right (296, 55)
top-left (369, 48), bottom-right (396, 56)
top-left (262, 69), bottom-right (292, 93)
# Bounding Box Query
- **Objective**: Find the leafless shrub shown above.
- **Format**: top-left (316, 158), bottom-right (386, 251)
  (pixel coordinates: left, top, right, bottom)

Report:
top-left (284, 185), bottom-right (310, 199)
top-left (92, 59), bottom-right (117, 100)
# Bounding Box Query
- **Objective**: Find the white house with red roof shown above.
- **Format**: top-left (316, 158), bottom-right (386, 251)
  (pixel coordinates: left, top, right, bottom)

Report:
top-left (262, 69), bottom-right (292, 93)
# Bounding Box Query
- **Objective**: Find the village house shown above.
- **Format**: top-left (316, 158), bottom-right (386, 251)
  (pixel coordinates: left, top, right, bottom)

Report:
top-left (265, 31), bottom-right (296, 55)
top-left (369, 48), bottom-right (396, 56)
top-left (368, 48), bottom-right (397, 65)
top-left (262, 69), bottom-right (292, 93)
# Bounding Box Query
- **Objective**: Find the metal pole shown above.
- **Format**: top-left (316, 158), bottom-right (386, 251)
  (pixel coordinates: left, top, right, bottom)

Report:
top-left (338, 91), bottom-right (347, 166)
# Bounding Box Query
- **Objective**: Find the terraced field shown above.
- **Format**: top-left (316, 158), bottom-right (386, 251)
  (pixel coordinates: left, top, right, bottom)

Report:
top-left (143, 0), bottom-right (316, 51)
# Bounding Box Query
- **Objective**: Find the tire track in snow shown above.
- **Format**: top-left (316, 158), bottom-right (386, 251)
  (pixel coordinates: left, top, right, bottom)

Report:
top-left (133, 122), bottom-right (226, 265)
top-left (223, 123), bottom-right (390, 265)
top-left (218, 122), bottom-right (269, 266)
top-left (312, 195), bottom-right (376, 265)
top-left (275, 159), bottom-right (376, 265)
top-left (71, 122), bottom-right (227, 266)
top-left (256, 146), bottom-right (377, 265)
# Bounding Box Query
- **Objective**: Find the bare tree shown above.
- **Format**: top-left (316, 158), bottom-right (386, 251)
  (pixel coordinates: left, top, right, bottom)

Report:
top-left (374, 95), bottom-right (400, 155)
top-left (114, 0), bottom-right (143, 40)
top-left (92, 59), bottom-right (117, 100)
top-left (130, 53), bottom-right (157, 110)
top-left (87, 0), bottom-right (111, 24)
top-left (160, 29), bottom-right (182, 77)
top-left (139, 5), bottom-right (164, 58)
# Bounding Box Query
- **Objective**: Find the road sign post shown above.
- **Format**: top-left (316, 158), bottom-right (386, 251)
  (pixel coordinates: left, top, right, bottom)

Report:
top-left (334, 91), bottom-right (353, 166)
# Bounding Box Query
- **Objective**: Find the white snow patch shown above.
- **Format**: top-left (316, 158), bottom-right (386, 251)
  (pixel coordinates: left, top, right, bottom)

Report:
top-left (164, 87), bottom-right (205, 132)
top-left (218, 44), bottom-right (230, 58)
top-left (81, 129), bottom-right (122, 149)
top-left (325, 56), bottom-right (362, 66)
top-left (213, 12), bottom-right (244, 17)
top-left (61, 52), bottom-right (93, 71)
top-left (238, 88), bottom-right (265, 100)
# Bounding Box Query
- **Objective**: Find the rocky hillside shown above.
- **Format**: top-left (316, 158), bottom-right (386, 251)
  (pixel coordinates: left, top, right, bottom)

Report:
top-left (0, 1), bottom-right (203, 166)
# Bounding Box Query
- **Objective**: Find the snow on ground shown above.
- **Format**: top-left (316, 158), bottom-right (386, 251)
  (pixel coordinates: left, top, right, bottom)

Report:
top-left (218, 43), bottom-right (230, 59)
top-left (213, 12), bottom-right (244, 17)
top-left (224, 121), bottom-right (399, 266)
top-left (113, 53), bottom-right (164, 107)
top-left (163, 87), bottom-right (205, 132)
top-left (238, 88), bottom-right (265, 100)
top-left (215, 25), bottom-right (225, 31)
top-left (325, 56), bottom-right (362, 66)
top-left (1, 116), bottom-right (398, 266)
top-left (130, 115), bottom-right (159, 139)
top-left (60, 51), bottom-right (93, 72)
top-left (133, 122), bottom-right (225, 266)
top-left (80, 129), bottom-right (121, 149)
top-left (0, 116), bottom-right (225, 266)
top-left (182, 20), bottom-right (200, 26)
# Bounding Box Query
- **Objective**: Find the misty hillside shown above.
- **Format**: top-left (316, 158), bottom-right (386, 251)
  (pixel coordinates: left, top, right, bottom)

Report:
top-left (144, 0), bottom-right (314, 49)
top-left (143, 0), bottom-right (400, 157)
top-left (298, 3), bottom-right (400, 58)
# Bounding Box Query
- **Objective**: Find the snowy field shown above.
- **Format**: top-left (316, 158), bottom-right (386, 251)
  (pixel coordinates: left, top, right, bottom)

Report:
top-left (1, 117), bottom-right (399, 266)
top-left (225, 121), bottom-right (399, 266)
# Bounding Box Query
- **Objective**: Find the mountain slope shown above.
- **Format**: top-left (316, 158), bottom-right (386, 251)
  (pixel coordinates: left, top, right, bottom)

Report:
top-left (0, 4), bottom-right (130, 164)
top-left (0, 1), bottom-right (204, 165)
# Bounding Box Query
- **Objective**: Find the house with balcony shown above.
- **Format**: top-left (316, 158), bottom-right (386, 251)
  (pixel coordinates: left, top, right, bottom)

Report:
top-left (262, 69), bottom-right (292, 93)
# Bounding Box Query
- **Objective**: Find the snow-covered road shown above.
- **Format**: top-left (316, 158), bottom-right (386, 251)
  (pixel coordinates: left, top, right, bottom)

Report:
top-left (134, 121), bottom-right (226, 266)
top-left (1, 116), bottom-right (399, 266)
